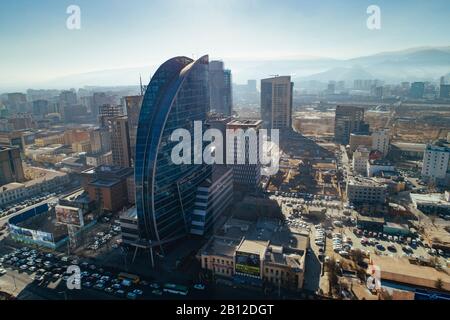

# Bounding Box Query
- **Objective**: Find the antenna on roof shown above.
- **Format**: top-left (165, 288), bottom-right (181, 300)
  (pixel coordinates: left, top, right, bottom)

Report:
top-left (270, 74), bottom-right (279, 78)
top-left (139, 74), bottom-right (144, 96)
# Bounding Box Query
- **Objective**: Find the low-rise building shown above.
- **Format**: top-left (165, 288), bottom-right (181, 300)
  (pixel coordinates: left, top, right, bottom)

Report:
top-left (0, 146), bottom-right (25, 185)
top-left (370, 255), bottom-right (450, 292)
top-left (367, 159), bottom-right (395, 177)
top-left (81, 165), bottom-right (133, 213)
top-left (346, 177), bottom-right (387, 204)
top-left (120, 207), bottom-right (140, 246)
top-left (0, 167), bottom-right (70, 207)
top-left (389, 142), bottom-right (425, 160)
top-left (199, 217), bottom-right (309, 291)
top-left (410, 192), bottom-right (450, 216)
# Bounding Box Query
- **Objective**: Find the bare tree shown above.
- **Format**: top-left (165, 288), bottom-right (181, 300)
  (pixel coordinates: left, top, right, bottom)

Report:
top-left (350, 249), bottom-right (364, 265)
top-left (325, 258), bottom-right (339, 295)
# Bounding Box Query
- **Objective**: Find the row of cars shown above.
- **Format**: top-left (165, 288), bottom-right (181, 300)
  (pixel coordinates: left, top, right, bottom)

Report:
top-left (0, 247), bottom-right (67, 283)
top-left (0, 193), bottom-right (56, 218)
top-left (1, 246), bottom-right (206, 300)
top-left (314, 225), bottom-right (326, 261)
top-left (331, 232), bottom-right (353, 258)
top-left (86, 222), bottom-right (121, 251)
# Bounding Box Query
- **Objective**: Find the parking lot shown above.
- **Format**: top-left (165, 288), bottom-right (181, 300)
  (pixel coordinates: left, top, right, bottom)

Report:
top-left (344, 227), bottom-right (448, 264)
top-left (0, 246), bottom-right (209, 300)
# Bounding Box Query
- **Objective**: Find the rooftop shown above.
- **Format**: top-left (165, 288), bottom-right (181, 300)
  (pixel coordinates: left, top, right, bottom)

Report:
top-left (237, 239), bottom-right (268, 256)
top-left (391, 142), bottom-right (426, 152)
top-left (202, 237), bottom-right (241, 257)
top-left (0, 182), bottom-right (25, 193)
top-left (227, 119), bottom-right (262, 128)
top-left (371, 255), bottom-right (450, 292)
top-left (411, 192), bottom-right (450, 206)
top-left (348, 176), bottom-right (385, 187)
top-left (89, 179), bottom-right (120, 188)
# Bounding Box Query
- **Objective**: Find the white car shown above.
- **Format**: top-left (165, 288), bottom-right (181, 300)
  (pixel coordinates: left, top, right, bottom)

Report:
top-left (339, 251), bottom-right (349, 257)
top-left (193, 284), bottom-right (205, 290)
top-left (0, 268), bottom-right (6, 275)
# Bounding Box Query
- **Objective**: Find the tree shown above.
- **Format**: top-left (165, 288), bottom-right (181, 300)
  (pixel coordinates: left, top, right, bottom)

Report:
top-left (325, 258), bottom-right (339, 295)
top-left (350, 249), bottom-right (364, 265)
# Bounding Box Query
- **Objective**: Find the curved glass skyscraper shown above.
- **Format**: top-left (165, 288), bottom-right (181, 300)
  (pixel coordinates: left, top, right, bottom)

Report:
top-left (135, 55), bottom-right (211, 246)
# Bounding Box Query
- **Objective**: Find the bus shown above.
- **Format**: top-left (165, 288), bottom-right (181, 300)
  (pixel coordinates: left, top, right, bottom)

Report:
top-left (118, 272), bottom-right (140, 284)
top-left (163, 283), bottom-right (189, 296)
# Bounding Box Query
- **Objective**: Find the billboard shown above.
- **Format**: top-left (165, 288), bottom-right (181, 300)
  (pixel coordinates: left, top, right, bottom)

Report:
top-left (235, 251), bottom-right (261, 277)
top-left (8, 224), bottom-right (54, 245)
top-left (55, 205), bottom-right (84, 227)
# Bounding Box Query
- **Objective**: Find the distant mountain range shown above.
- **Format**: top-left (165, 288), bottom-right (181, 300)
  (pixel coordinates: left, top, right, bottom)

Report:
top-left (32, 46), bottom-right (450, 89)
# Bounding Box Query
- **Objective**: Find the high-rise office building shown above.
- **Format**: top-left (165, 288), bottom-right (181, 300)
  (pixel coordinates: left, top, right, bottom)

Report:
top-left (247, 80), bottom-right (257, 92)
top-left (32, 100), bottom-right (49, 120)
top-left (334, 105), bottom-right (367, 145)
top-left (89, 128), bottom-right (111, 154)
top-left (207, 114), bottom-right (233, 162)
top-left (209, 60), bottom-right (233, 116)
top-left (440, 84), bottom-right (450, 99)
top-left (59, 90), bottom-right (77, 122)
top-left (0, 146), bottom-right (25, 185)
top-left (260, 76), bottom-right (293, 130)
top-left (135, 55), bottom-right (211, 245)
top-left (6, 93), bottom-right (27, 113)
top-left (226, 119), bottom-right (262, 193)
top-left (410, 82), bottom-right (425, 99)
top-left (92, 92), bottom-right (114, 121)
top-left (99, 104), bottom-right (124, 127)
top-left (121, 95), bottom-right (143, 162)
top-left (110, 116), bottom-right (132, 168)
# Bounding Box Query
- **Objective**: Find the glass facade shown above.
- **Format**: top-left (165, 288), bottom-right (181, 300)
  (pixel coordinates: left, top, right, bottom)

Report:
top-left (135, 55), bottom-right (211, 244)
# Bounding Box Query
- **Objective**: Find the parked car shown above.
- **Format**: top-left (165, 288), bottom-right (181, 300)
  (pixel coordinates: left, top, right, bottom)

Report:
top-left (104, 287), bottom-right (114, 294)
top-left (387, 245), bottom-right (397, 252)
top-left (193, 284), bottom-right (205, 290)
top-left (115, 290), bottom-right (126, 297)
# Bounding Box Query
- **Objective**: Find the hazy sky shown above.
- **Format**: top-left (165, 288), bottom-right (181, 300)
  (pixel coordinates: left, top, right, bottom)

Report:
top-left (1, 0), bottom-right (449, 89)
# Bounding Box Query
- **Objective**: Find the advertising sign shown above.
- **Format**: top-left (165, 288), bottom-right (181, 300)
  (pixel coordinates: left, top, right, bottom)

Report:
top-left (8, 224), bottom-right (54, 245)
top-left (55, 205), bottom-right (84, 227)
top-left (235, 251), bottom-right (261, 277)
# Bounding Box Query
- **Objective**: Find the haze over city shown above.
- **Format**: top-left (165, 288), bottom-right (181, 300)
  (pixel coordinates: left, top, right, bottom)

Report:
top-left (1, 0), bottom-right (450, 90)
